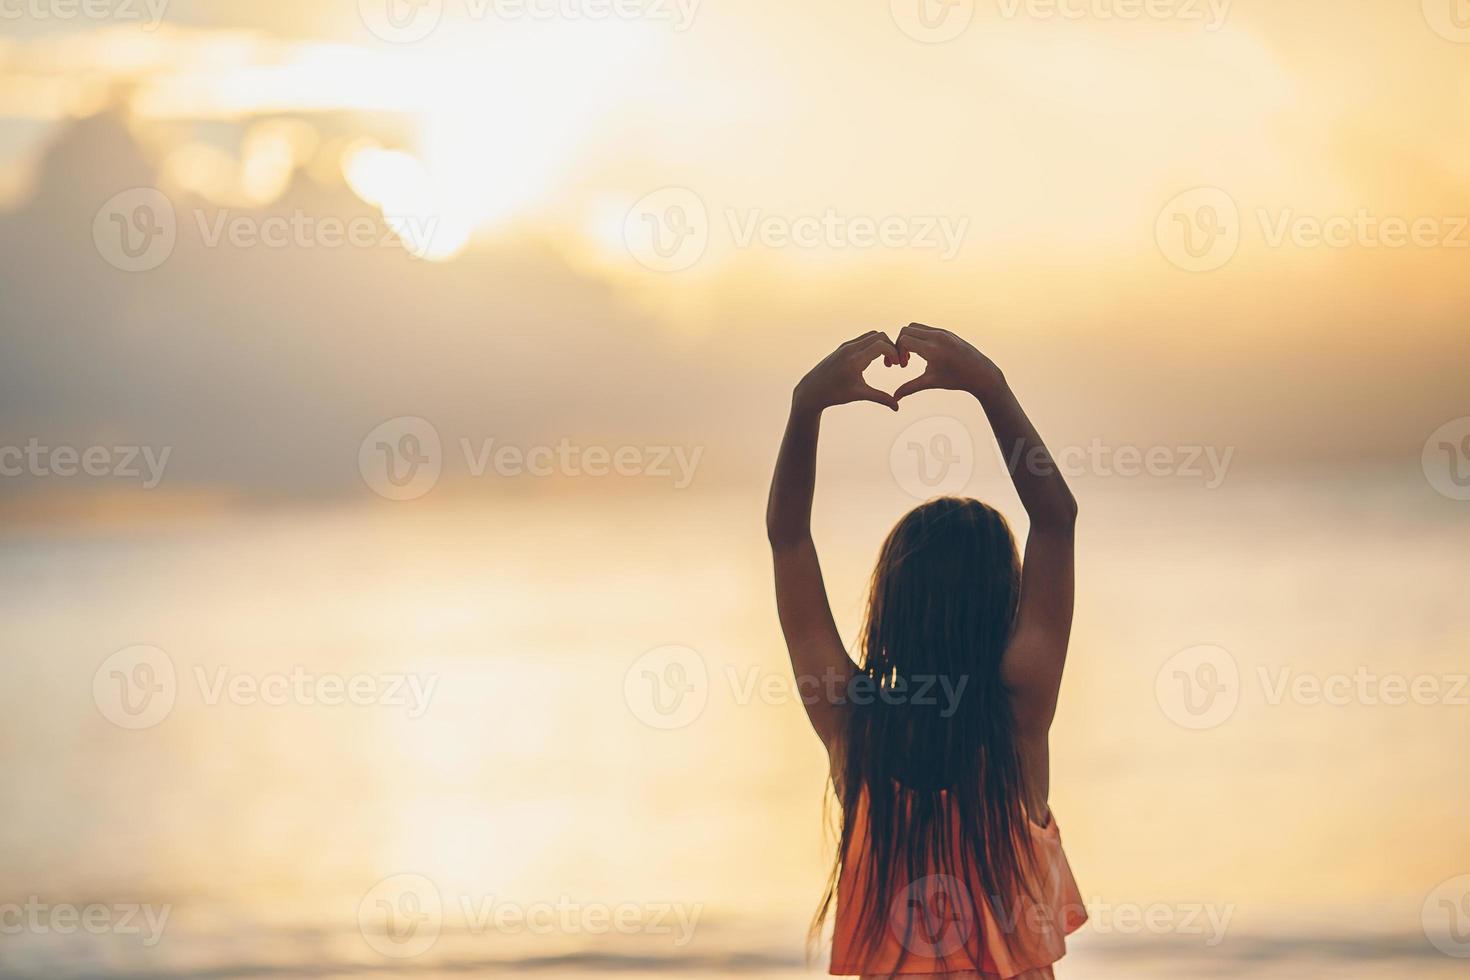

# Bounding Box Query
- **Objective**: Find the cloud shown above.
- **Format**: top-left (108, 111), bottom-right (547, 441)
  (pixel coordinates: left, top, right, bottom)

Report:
top-left (0, 109), bottom-right (733, 501)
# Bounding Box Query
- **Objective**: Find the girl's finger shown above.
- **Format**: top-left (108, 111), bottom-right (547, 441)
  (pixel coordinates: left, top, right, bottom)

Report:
top-left (895, 332), bottom-right (936, 360)
top-left (853, 333), bottom-right (901, 364)
top-left (855, 384), bottom-right (900, 412)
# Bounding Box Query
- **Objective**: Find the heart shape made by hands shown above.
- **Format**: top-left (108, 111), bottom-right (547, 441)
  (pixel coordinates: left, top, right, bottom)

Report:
top-left (863, 353), bottom-right (927, 399)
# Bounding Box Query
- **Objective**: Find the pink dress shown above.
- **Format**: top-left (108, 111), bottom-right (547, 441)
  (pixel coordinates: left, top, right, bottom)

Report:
top-left (830, 794), bottom-right (1087, 979)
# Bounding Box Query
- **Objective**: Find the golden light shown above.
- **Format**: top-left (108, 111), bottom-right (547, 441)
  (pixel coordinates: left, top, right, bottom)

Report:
top-left (343, 141), bottom-right (472, 261)
top-left (409, 23), bottom-right (660, 231)
top-left (240, 119), bottom-right (319, 204)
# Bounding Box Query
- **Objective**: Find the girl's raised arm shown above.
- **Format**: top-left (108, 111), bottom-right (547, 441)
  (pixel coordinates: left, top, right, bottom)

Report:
top-left (766, 332), bottom-right (900, 749)
top-left (892, 323), bottom-right (1078, 734)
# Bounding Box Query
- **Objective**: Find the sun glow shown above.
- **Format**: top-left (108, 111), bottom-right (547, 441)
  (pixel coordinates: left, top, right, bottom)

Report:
top-left (24, 23), bottom-right (663, 258)
top-left (343, 142), bottom-right (472, 261)
top-left (409, 24), bottom-right (658, 231)
top-left (328, 23), bottom-right (659, 260)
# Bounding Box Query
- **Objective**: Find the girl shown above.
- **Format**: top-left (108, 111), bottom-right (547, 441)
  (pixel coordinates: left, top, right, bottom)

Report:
top-left (766, 324), bottom-right (1086, 979)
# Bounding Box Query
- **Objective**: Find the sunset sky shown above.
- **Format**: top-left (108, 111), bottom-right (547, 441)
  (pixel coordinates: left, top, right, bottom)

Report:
top-left (2, 1), bottom-right (1468, 503)
top-left (3, 5), bottom-right (1468, 977)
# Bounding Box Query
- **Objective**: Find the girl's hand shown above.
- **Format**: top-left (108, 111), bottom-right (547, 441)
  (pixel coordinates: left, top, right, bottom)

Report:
top-left (893, 322), bottom-right (1005, 401)
top-left (794, 331), bottom-right (902, 413)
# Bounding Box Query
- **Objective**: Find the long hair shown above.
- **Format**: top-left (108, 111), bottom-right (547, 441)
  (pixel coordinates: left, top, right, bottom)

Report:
top-left (812, 496), bottom-right (1037, 973)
